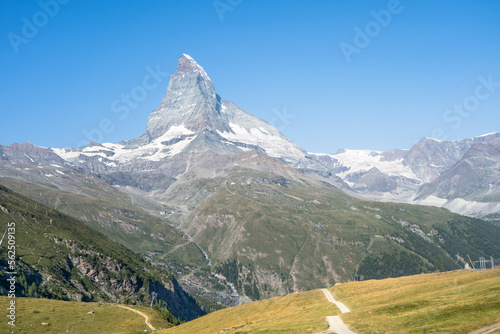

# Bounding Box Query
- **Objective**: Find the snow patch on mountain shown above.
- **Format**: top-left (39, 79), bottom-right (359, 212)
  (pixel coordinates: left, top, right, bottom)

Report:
top-left (312, 149), bottom-right (418, 180)
top-left (52, 125), bottom-right (196, 164)
top-left (477, 132), bottom-right (498, 138)
top-left (415, 196), bottom-right (500, 218)
top-left (217, 121), bottom-right (304, 160)
top-left (414, 195), bottom-right (448, 207)
top-left (52, 148), bottom-right (83, 161)
top-left (443, 198), bottom-right (500, 217)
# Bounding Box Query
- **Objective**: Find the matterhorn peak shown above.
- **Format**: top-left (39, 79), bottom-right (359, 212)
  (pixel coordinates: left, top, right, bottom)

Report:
top-left (171, 54), bottom-right (213, 89)
top-left (52, 53), bottom-right (309, 168)
top-left (177, 54), bottom-right (205, 73)
top-left (145, 54), bottom-right (230, 140)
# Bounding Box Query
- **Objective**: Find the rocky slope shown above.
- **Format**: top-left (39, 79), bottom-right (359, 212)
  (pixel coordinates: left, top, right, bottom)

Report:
top-left (183, 160), bottom-right (500, 297)
top-left (0, 184), bottom-right (203, 321)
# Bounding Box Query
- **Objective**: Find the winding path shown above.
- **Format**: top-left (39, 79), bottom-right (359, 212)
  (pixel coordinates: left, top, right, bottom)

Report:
top-left (321, 289), bottom-right (351, 314)
top-left (118, 305), bottom-right (156, 331)
top-left (315, 289), bottom-right (356, 334)
top-left (468, 321), bottom-right (500, 334)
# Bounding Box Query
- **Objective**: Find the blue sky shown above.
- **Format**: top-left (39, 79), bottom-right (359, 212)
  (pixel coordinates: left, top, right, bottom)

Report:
top-left (1, 0), bottom-right (499, 153)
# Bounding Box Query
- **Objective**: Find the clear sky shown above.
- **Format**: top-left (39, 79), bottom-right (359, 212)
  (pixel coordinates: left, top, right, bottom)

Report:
top-left (1, 0), bottom-right (499, 153)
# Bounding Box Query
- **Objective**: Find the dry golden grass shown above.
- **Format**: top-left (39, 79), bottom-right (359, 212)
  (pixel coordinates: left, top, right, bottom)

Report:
top-left (159, 268), bottom-right (500, 334)
top-left (0, 297), bottom-right (173, 334)
top-left (334, 268), bottom-right (500, 333)
top-left (159, 289), bottom-right (339, 334)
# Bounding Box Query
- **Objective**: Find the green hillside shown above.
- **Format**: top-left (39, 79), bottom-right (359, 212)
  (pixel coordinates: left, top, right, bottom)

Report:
top-left (0, 184), bottom-right (203, 321)
top-left (0, 168), bottom-right (231, 311)
top-left (0, 170), bottom-right (192, 263)
top-left (185, 170), bottom-right (500, 298)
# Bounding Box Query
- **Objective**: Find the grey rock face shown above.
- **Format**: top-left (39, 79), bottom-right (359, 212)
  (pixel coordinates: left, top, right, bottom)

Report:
top-left (346, 167), bottom-right (397, 192)
top-left (403, 133), bottom-right (500, 183)
top-left (417, 138), bottom-right (500, 201)
top-left (380, 149), bottom-right (408, 161)
top-left (0, 142), bottom-right (65, 164)
top-left (307, 154), bottom-right (350, 174)
top-left (402, 138), bottom-right (472, 182)
top-left (145, 54), bottom-right (232, 140)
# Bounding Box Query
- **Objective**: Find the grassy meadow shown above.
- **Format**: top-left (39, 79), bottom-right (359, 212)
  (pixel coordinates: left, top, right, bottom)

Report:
top-left (159, 288), bottom-right (339, 334)
top-left (0, 297), bottom-right (173, 334)
top-left (336, 267), bottom-right (500, 333)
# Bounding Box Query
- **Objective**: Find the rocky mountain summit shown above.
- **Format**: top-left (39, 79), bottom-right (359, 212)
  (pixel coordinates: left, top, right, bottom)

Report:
top-left (53, 54), bottom-right (311, 166)
top-left (146, 54), bottom-right (232, 139)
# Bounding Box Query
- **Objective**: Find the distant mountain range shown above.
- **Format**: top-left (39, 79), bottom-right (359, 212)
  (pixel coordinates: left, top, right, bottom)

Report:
top-left (1, 54), bottom-right (499, 308)
top-left (309, 132), bottom-right (500, 221)
top-left (3, 54), bottom-right (498, 221)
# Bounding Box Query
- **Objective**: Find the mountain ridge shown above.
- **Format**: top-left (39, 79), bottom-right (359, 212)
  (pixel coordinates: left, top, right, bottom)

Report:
top-left (309, 132), bottom-right (500, 220)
